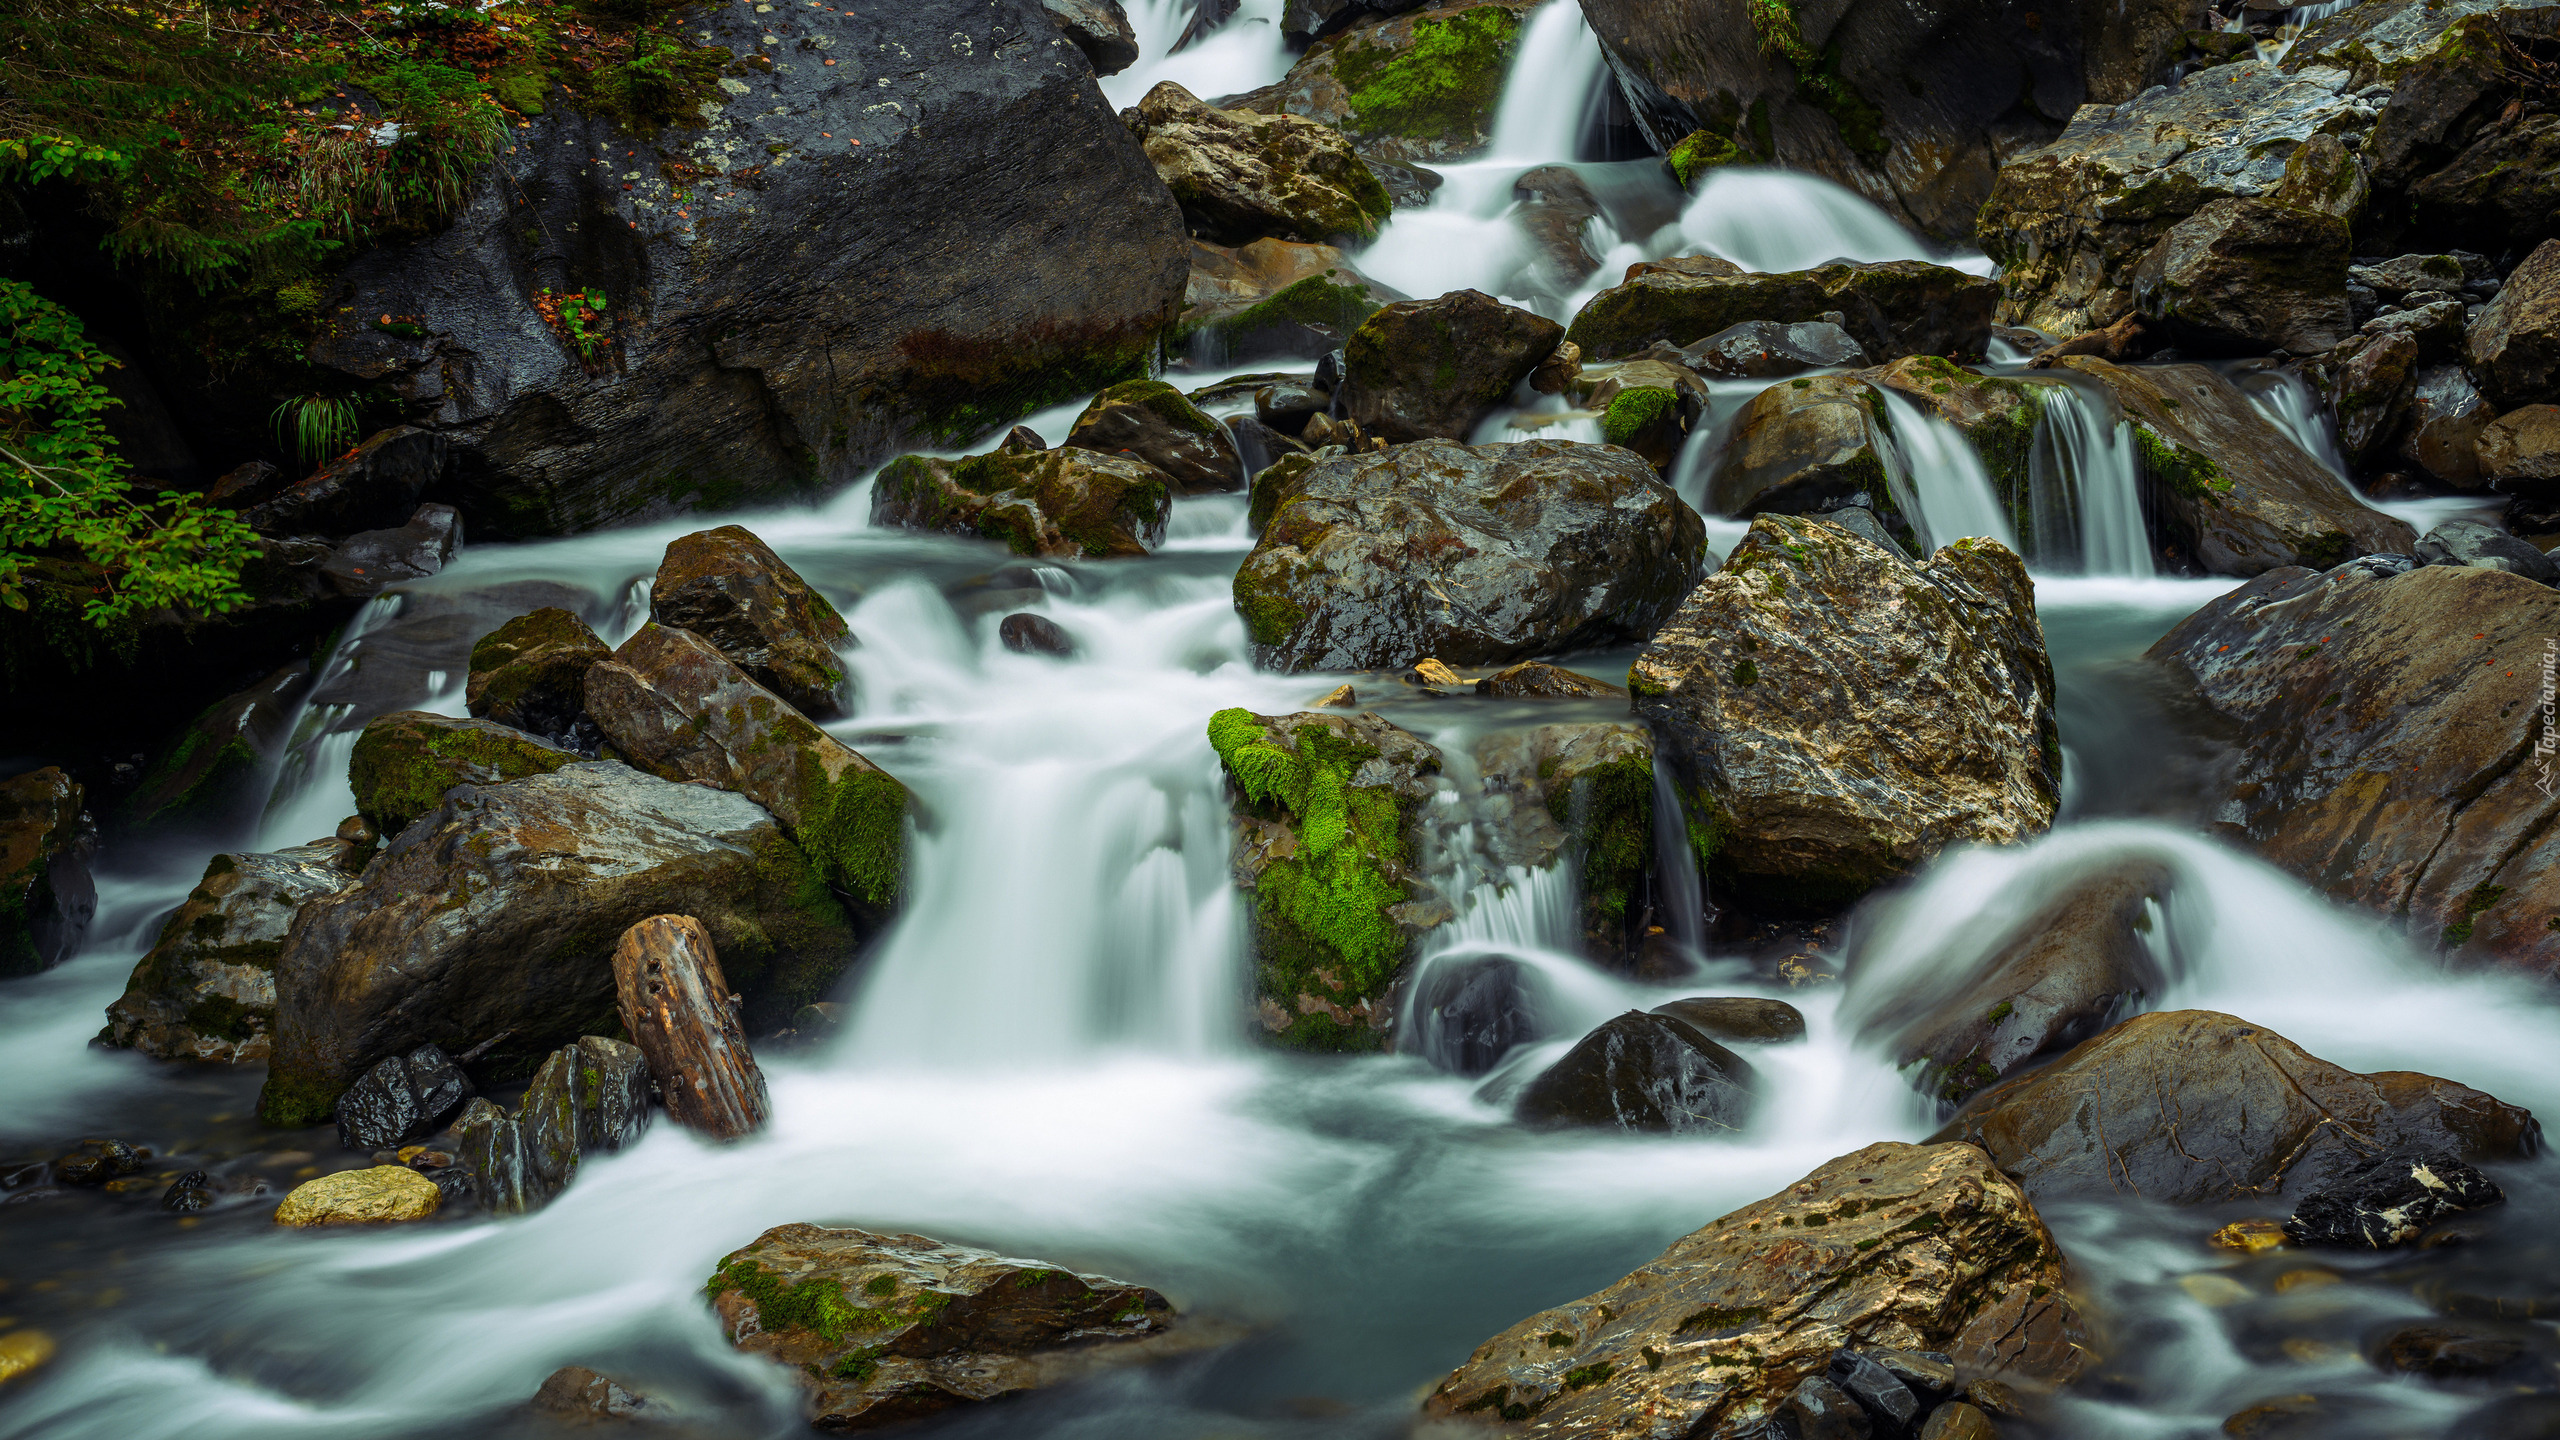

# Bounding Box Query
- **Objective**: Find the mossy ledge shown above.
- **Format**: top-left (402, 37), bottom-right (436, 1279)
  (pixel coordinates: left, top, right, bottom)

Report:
top-left (1601, 387), bottom-right (1679, 447)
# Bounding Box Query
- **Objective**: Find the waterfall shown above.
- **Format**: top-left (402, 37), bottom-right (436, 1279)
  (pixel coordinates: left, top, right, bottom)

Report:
top-left (1099, 0), bottom-right (1290, 110)
top-left (2029, 384), bottom-right (2153, 576)
top-left (2239, 368), bottom-right (2491, 538)
top-left (1871, 389), bottom-right (2018, 553)
top-left (1484, 2), bottom-right (1609, 162)
top-left (1679, 169), bottom-right (1991, 277)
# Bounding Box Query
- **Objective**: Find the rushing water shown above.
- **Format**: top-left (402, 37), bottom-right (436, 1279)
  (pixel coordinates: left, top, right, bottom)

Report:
top-left (0, 5), bottom-right (2538, 1439)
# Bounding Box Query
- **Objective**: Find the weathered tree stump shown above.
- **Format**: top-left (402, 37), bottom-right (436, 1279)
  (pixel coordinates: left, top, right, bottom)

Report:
top-left (611, 915), bottom-right (770, 1140)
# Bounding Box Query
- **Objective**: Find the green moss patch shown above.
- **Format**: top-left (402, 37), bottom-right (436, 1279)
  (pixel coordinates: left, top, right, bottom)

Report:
top-left (802, 761), bottom-right (909, 911)
top-left (347, 714), bottom-right (574, 838)
top-left (2132, 424), bottom-right (2231, 500)
top-left (1600, 386), bottom-right (1678, 447)
top-left (1329, 5), bottom-right (1525, 146)
top-left (1667, 129), bottom-right (1744, 188)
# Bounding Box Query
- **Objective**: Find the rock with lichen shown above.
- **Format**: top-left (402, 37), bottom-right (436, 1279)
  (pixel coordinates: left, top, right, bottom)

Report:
top-left (1125, 82), bottom-right (1393, 245)
top-left (650, 526), bottom-right (854, 720)
top-left (122, 663), bottom-right (311, 831)
top-left (1470, 723), bottom-right (1657, 963)
top-left (346, 711), bottom-right (578, 839)
top-left (1063, 379), bottom-right (1243, 493)
top-left (100, 839), bottom-right (363, 1064)
top-left (0, 767), bottom-right (96, 979)
top-left (1338, 289), bottom-right (1565, 442)
top-left (465, 608), bottom-right (609, 750)
top-left (871, 448), bottom-right (1173, 559)
top-left (1567, 260), bottom-right (1996, 365)
top-left (1222, 0), bottom-right (1541, 164)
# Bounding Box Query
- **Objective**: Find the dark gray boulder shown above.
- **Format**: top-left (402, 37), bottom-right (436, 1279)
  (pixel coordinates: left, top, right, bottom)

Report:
top-left (1042, 0), bottom-right (1137, 74)
top-left (1337, 289), bottom-right (1564, 442)
top-left (336, 1043), bottom-right (475, 1151)
top-left (1405, 954), bottom-right (1542, 1077)
top-left (649, 526), bottom-right (853, 719)
top-left (2132, 198), bottom-right (2353, 357)
top-left (2415, 520), bottom-right (2559, 585)
top-left (305, 0), bottom-right (1188, 539)
top-left (1514, 1009), bottom-right (1756, 1134)
top-left (1657, 318), bottom-right (1868, 379)
top-left (1064, 379), bottom-right (1243, 493)
top-left (100, 839), bottom-right (361, 1064)
top-left (1652, 996), bottom-right (1805, 1046)
top-left (243, 427), bottom-right (447, 538)
top-left (451, 1036), bottom-right (651, 1214)
top-left (2285, 1152), bottom-right (2505, 1249)
top-left (319, 504), bottom-right (462, 598)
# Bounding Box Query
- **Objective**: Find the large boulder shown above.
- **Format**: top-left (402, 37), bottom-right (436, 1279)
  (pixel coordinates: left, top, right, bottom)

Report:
top-left (1421, 1142), bottom-right (2082, 1433)
top-left (2131, 197), bottom-right (2353, 356)
top-left (1514, 1010), bottom-right (1757, 1133)
top-left (303, 0), bottom-right (1188, 538)
top-left (2397, 363), bottom-right (2494, 487)
top-left (2145, 561), bottom-right (2560, 974)
top-left (1576, 0), bottom-right (2189, 241)
top-left (1125, 82), bottom-right (1392, 245)
top-left (346, 711), bottom-right (578, 839)
top-left (465, 608), bottom-right (610, 750)
top-left (1567, 261), bottom-right (1997, 365)
top-left (1233, 438), bottom-right (1705, 672)
top-left (1704, 374), bottom-right (1893, 521)
top-left (242, 426), bottom-right (447, 538)
top-left (122, 662), bottom-right (309, 831)
top-left (2325, 331), bottom-right (2424, 467)
top-left (2469, 239), bottom-right (2560, 411)
top-left (1173, 238), bottom-right (1399, 361)
top-left (706, 1223), bottom-right (1185, 1430)
top-left (1209, 708), bottom-right (1446, 1050)
top-left (585, 623), bottom-right (908, 916)
top-left (1933, 1010), bottom-right (2540, 1204)
top-left (650, 527), bottom-right (853, 720)
top-left (1226, 0), bottom-right (1541, 163)
top-left (0, 768), bottom-right (96, 979)
top-left (100, 840), bottom-right (361, 1064)
top-left (1630, 515), bottom-right (2058, 912)
top-left (870, 447), bottom-right (1172, 558)
top-left (1063, 379), bottom-right (1243, 493)
top-left (1337, 289), bottom-right (1564, 442)
top-left (2482, 403), bottom-right (2560, 492)
top-left (2360, 6), bottom-right (2560, 258)
top-left (2049, 356), bottom-right (2415, 573)
top-left (257, 762), bottom-right (856, 1127)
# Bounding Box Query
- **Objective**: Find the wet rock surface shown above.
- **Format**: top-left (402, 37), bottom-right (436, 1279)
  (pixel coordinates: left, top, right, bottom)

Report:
top-left (1125, 82), bottom-right (1391, 245)
top-left (1933, 1009), bottom-right (2539, 1204)
top-left (1704, 373), bottom-right (1891, 522)
top-left (648, 526), bottom-right (854, 720)
top-left (346, 710), bottom-right (577, 839)
top-left (0, 767), bottom-right (96, 979)
top-left (1234, 438), bottom-right (1704, 672)
top-left (317, 503), bottom-right (461, 599)
top-left (272, 1165), bottom-right (443, 1226)
top-left (2467, 241), bottom-right (2560, 411)
top-left (2133, 197), bottom-right (2353, 356)
top-left (465, 607), bottom-right (611, 751)
top-left (452, 1036), bottom-right (651, 1215)
top-left (2286, 1152), bottom-right (2507, 1248)
top-left (333, 1043), bottom-right (474, 1152)
top-left (1336, 289), bottom-right (1563, 442)
top-left (1631, 515), bottom-right (2058, 913)
top-left (121, 662), bottom-right (311, 832)
top-left (1224, 0), bottom-right (1541, 164)
top-left (1513, 1010), bottom-right (1756, 1134)
top-left (1468, 722), bottom-right (1657, 961)
top-left (1568, 261), bottom-right (1998, 365)
top-left (1063, 379), bottom-right (1243, 493)
top-left (1041, 0), bottom-right (1136, 75)
top-left (1422, 1141), bottom-right (2083, 1433)
top-left (706, 1222), bottom-right (1184, 1430)
top-left (872, 447), bottom-right (1173, 559)
top-left (1404, 954), bottom-right (1541, 1076)
top-left (612, 915), bottom-right (770, 1141)
top-left (1652, 997), bottom-right (1806, 1046)
top-left (1174, 237), bottom-right (1398, 361)
top-left (2416, 518), bottom-right (2560, 582)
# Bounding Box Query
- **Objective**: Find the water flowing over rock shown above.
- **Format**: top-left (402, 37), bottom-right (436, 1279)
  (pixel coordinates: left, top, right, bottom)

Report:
top-left (1224, 0), bottom-right (1540, 164)
top-left (1124, 82), bottom-right (1392, 245)
top-left (100, 840), bottom-right (361, 1063)
top-left (1210, 707), bottom-right (1445, 1050)
top-left (1421, 1141), bottom-right (2083, 1434)
top-left (258, 762), bottom-right (854, 1127)
top-left (347, 711), bottom-right (578, 839)
top-left (1234, 438), bottom-right (1704, 672)
top-left (1513, 1009), bottom-right (1756, 1134)
top-left (1337, 289), bottom-right (1564, 442)
top-left (1469, 722), bottom-right (1657, 962)
top-left (451, 1037), bottom-right (652, 1215)
top-left (584, 623), bottom-right (908, 916)
top-left (611, 915), bottom-right (771, 1141)
top-left (0, 768), bottom-right (96, 979)
top-left (1630, 515), bottom-right (2059, 913)
top-left (705, 1223), bottom-right (1184, 1430)
top-left (1063, 379), bottom-right (1243, 493)
top-left (465, 608), bottom-right (610, 751)
top-left (1933, 1010), bottom-right (2540, 1204)
top-left (1567, 262), bottom-right (1998, 365)
top-left (121, 663), bottom-right (310, 832)
top-left (1174, 238), bottom-right (1399, 361)
top-left (649, 526), bottom-right (854, 720)
top-left (2047, 357), bottom-right (2415, 573)
top-left (2145, 562), bottom-right (2560, 973)
top-left (303, 0), bottom-right (1186, 538)
top-left (871, 447), bottom-right (1173, 559)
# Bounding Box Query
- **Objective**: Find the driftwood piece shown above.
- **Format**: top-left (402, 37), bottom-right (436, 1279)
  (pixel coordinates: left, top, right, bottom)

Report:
top-left (611, 914), bottom-right (770, 1140)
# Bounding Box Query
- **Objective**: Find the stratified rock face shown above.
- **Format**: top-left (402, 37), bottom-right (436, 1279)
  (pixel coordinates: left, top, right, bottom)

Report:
top-left (1567, 262), bottom-right (1998, 365)
top-left (346, 711), bottom-right (577, 840)
top-left (258, 763), bottom-right (854, 1127)
top-left (465, 608), bottom-right (609, 749)
top-left (1234, 439), bottom-right (1705, 672)
top-left (871, 447), bottom-right (1173, 558)
top-left (1125, 82), bottom-right (1392, 244)
top-left (2470, 239), bottom-right (2560, 410)
top-left (124, 662), bottom-right (309, 831)
top-left (1631, 516), bottom-right (2058, 913)
top-left (2145, 563), bottom-right (2560, 975)
top-left (1575, 0), bottom-right (2187, 240)
top-left (452, 1037), bottom-right (650, 1214)
top-left (0, 767), bottom-right (96, 979)
top-left (584, 623), bottom-right (908, 915)
top-left (1514, 1010), bottom-right (1757, 1133)
top-left (2133, 198), bottom-right (2353, 356)
top-left (1063, 379), bottom-right (1244, 493)
top-left (1421, 1142), bottom-right (2083, 1434)
top-left (101, 841), bottom-right (359, 1063)
top-left (1210, 708), bottom-right (1445, 1050)
top-left (2050, 357), bottom-right (2414, 574)
top-left (1338, 289), bottom-right (1564, 442)
top-left (706, 1223), bottom-right (1180, 1430)
top-left (1933, 1010), bottom-right (2540, 1204)
top-left (650, 526), bottom-right (853, 720)
top-left (1226, 0), bottom-right (1541, 164)
top-left (305, 0), bottom-right (1188, 539)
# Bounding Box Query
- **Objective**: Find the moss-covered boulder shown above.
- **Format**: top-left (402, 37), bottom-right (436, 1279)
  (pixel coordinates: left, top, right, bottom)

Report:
top-left (1211, 707), bottom-right (1447, 1050)
top-left (122, 662), bottom-right (310, 833)
top-left (870, 447), bottom-right (1172, 558)
top-left (585, 623), bottom-right (907, 920)
top-left (1566, 261), bottom-right (1996, 365)
top-left (1226, 0), bottom-right (1539, 164)
top-left (1630, 515), bottom-right (2059, 913)
top-left (2048, 356), bottom-right (2414, 574)
top-left (2131, 197), bottom-right (2353, 356)
top-left (1236, 438), bottom-right (1705, 672)
top-left (705, 1222), bottom-right (1185, 1429)
top-left (347, 711), bottom-right (577, 840)
top-left (650, 526), bottom-right (852, 721)
top-left (1337, 288), bottom-right (1564, 442)
top-left (100, 840), bottom-right (361, 1064)
top-left (258, 761), bottom-right (855, 1126)
top-left (1705, 375), bottom-right (1894, 524)
top-left (0, 767), bottom-right (95, 979)
top-left (465, 608), bottom-right (610, 749)
top-left (1063, 379), bottom-right (1243, 494)
top-left (1470, 723), bottom-right (1656, 963)
top-left (1175, 238), bottom-right (1399, 363)
top-left (1126, 82), bottom-right (1393, 245)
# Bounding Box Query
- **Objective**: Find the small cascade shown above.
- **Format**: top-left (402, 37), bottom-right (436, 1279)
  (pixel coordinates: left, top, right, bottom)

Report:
top-left (1649, 767), bottom-right (1706, 954)
top-left (1483, 2), bottom-right (1609, 162)
top-left (1679, 169), bottom-right (1989, 276)
top-left (250, 592), bottom-right (401, 849)
top-left (1871, 388), bottom-right (2018, 553)
top-left (1099, 0), bottom-right (1289, 110)
top-left (2027, 384), bottom-right (2154, 576)
top-left (2239, 368), bottom-right (2492, 536)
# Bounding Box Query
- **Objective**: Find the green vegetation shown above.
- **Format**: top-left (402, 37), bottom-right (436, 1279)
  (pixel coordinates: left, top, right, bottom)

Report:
top-left (1542, 754), bottom-right (1653, 951)
top-left (1329, 5), bottom-right (1523, 145)
top-left (1667, 129), bottom-right (1743, 189)
top-left (803, 761), bottom-right (909, 911)
top-left (1190, 275), bottom-right (1382, 354)
top-left (2444, 883), bottom-right (2508, 948)
top-left (271, 393), bottom-right (360, 471)
top-left (345, 712), bottom-right (574, 836)
top-left (2131, 424), bottom-right (2231, 499)
top-left (1, 280), bottom-right (260, 628)
top-left (1744, 0), bottom-right (1886, 157)
top-left (705, 1258), bottom-right (907, 1345)
top-left (1600, 386), bottom-right (1678, 448)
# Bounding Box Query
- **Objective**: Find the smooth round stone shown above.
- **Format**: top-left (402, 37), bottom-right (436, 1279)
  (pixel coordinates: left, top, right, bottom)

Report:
top-left (273, 1165), bottom-right (442, 1227)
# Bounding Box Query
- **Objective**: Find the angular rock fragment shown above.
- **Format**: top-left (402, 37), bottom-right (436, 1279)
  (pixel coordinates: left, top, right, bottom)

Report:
top-left (650, 526), bottom-right (853, 719)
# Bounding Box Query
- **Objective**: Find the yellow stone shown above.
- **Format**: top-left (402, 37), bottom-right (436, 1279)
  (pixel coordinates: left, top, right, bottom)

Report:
top-left (1409, 658), bottom-right (1462, 687)
top-left (2210, 1219), bottom-right (2287, 1253)
top-left (396, 1145), bottom-right (427, 1164)
top-left (2281, 1337), bottom-right (2343, 1363)
top-left (0, 1331), bottom-right (55, 1388)
top-left (2179, 1273), bottom-right (2252, 1307)
top-left (2273, 1268), bottom-right (2340, 1293)
top-left (1316, 684), bottom-right (1358, 709)
top-left (273, 1166), bottom-right (442, 1227)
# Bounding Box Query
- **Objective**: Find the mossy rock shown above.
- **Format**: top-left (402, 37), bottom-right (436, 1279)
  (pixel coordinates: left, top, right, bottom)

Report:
top-left (347, 711), bottom-right (576, 839)
top-left (466, 607), bottom-right (610, 742)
